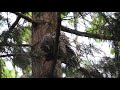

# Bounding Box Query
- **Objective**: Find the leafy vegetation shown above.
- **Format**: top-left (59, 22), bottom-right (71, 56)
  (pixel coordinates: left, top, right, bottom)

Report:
top-left (0, 59), bottom-right (16, 78)
top-left (1, 12), bottom-right (120, 78)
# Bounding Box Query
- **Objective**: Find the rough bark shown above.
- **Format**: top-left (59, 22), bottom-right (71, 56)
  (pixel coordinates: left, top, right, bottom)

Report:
top-left (31, 12), bottom-right (62, 78)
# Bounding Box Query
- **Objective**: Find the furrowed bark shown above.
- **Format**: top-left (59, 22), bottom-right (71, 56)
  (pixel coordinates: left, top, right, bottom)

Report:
top-left (31, 12), bottom-right (62, 78)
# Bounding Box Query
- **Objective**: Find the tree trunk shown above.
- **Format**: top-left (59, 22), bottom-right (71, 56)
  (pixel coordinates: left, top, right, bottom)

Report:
top-left (31, 12), bottom-right (62, 78)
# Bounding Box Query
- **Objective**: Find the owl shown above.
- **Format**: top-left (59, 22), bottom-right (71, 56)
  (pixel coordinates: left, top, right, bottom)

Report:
top-left (40, 32), bottom-right (79, 68)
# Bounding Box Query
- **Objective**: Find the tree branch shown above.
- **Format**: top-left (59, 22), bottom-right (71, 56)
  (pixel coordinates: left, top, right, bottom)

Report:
top-left (6, 12), bottom-right (10, 29)
top-left (61, 26), bottom-right (118, 41)
top-left (0, 44), bottom-right (31, 47)
top-left (11, 12), bottom-right (36, 23)
top-left (9, 15), bottom-right (21, 31)
top-left (11, 12), bottom-right (119, 41)
top-left (0, 54), bottom-right (21, 57)
top-left (0, 53), bottom-right (30, 57)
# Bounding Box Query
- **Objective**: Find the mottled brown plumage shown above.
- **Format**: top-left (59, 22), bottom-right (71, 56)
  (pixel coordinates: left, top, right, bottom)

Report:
top-left (40, 32), bottom-right (79, 68)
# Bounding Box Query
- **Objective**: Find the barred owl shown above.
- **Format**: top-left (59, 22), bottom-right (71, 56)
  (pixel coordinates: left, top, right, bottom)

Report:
top-left (40, 32), bottom-right (79, 68)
